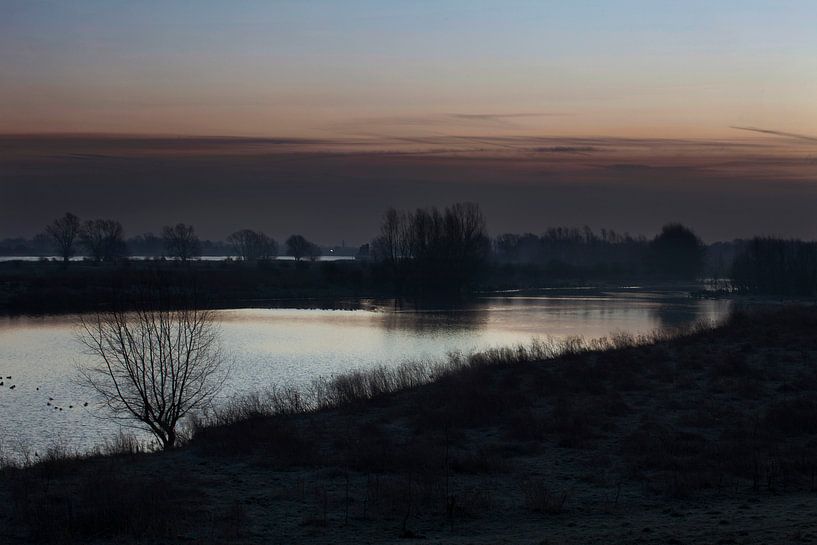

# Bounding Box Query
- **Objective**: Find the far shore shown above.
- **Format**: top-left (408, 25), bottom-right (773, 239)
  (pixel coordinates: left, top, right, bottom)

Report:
top-left (0, 257), bottom-right (730, 316)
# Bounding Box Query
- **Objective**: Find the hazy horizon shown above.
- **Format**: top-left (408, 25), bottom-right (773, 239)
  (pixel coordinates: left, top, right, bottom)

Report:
top-left (2, 130), bottom-right (816, 244)
top-left (3, 1), bottom-right (817, 137)
top-left (2, 1), bottom-right (816, 243)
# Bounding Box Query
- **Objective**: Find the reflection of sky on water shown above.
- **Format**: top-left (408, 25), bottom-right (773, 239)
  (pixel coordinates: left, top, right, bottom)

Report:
top-left (0, 292), bottom-right (731, 455)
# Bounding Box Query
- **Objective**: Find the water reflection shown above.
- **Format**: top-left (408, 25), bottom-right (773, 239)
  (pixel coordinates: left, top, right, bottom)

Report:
top-left (0, 291), bottom-right (731, 456)
top-left (645, 295), bottom-right (727, 330)
top-left (378, 300), bottom-right (491, 334)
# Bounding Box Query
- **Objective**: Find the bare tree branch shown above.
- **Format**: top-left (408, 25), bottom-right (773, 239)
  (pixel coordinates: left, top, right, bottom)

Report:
top-left (77, 285), bottom-right (229, 450)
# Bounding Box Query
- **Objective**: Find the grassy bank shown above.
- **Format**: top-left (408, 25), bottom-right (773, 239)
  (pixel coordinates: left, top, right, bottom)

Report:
top-left (3, 306), bottom-right (817, 543)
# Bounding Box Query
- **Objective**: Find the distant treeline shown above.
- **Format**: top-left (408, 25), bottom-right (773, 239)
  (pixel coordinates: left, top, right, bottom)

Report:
top-left (491, 226), bottom-right (744, 280)
top-left (367, 203), bottom-right (491, 292)
top-left (359, 206), bottom-right (712, 292)
top-left (1, 206), bottom-right (816, 296)
top-left (2, 213), bottom-right (352, 263)
top-left (0, 233), bottom-right (231, 257)
top-left (493, 227), bottom-right (651, 279)
top-left (731, 238), bottom-right (817, 296)
top-left (490, 229), bottom-right (817, 296)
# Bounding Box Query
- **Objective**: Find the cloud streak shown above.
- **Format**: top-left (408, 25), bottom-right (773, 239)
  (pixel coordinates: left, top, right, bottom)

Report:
top-left (2, 133), bottom-right (815, 243)
top-left (446, 112), bottom-right (572, 120)
top-left (731, 126), bottom-right (817, 143)
top-left (329, 112), bottom-right (570, 134)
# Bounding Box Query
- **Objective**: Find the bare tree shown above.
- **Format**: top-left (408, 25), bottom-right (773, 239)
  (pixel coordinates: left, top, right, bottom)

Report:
top-left (44, 212), bottom-right (81, 263)
top-left (286, 234), bottom-right (321, 261)
top-left (373, 207), bottom-right (407, 266)
top-left (77, 289), bottom-right (228, 450)
top-left (80, 219), bottom-right (126, 261)
top-left (371, 202), bottom-right (489, 291)
top-left (442, 202), bottom-right (490, 265)
top-left (162, 223), bottom-right (202, 261)
top-left (227, 229), bottom-right (277, 261)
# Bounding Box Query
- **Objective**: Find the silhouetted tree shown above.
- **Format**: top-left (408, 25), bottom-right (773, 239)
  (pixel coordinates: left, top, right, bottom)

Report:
top-left (227, 229), bottom-right (277, 261)
top-left (493, 227), bottom-right (648, 277)
top-left (731, 237), bottom-right (817, 296)
top-left (286, 234), bottom-right (321, 261)
top-left (80, 219), bottom-right (126, 262)
top-left (162, 223), bottom-right (201, 261)
top-left (44, 212), bottom-right (81, 263)
top-left (356, 243), bottom-right (370, 260)
top-left (77, 284), bottom-right (228, 450)
top-left (648, 223), bottom-right (705, 280)
top-left (442, 202), bottom-right (490, 268)
top-left (372, 202), bottom-right (490, 291)
top-left (128, 232), bottom-right (163, 256)
top-left (376, 207), bottom-right (408, 267)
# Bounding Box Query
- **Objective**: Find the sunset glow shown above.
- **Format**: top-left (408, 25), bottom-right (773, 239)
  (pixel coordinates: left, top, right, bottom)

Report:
top-left (1, 1), bottom-right (816, 240)
top-left (3, 1), bottom-right (816, 138)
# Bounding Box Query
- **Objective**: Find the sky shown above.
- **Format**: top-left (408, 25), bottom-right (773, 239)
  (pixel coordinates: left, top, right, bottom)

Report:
top-left (1, 1), bottom-right (817, 242)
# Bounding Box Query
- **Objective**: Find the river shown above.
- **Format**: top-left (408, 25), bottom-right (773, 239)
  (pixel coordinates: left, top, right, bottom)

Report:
top-left (0, 289), bottom-right (730, 457)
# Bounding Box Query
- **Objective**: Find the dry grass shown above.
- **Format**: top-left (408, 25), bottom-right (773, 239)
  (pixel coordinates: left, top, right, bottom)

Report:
top-left (5, 305), bottom-right (817, 543)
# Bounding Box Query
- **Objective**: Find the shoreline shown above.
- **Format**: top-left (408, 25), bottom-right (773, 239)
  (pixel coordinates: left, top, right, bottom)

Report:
top-left (0, 258), bottom-right (730, 316)
top-left (3, 306), bottom-right (817, 543)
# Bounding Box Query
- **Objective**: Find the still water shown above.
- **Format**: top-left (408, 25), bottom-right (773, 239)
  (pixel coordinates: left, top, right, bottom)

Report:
top-left (0, 290), bottom-right (730, 456)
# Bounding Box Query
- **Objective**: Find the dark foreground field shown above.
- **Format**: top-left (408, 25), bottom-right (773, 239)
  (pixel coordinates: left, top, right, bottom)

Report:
top-left (3, 307), bottom-right (817, 544)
